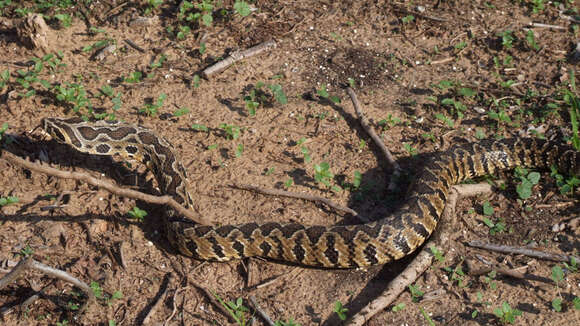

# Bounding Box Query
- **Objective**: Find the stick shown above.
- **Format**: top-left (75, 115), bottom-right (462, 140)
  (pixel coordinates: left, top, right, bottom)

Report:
top-left (202, 39), bottom-right (276, 78)
top-left (467, 241), bottom-right (579, 263)
top-left (527, 22), bottom-right (566, 30)
top-left (0, 258), bottom-right (95, 312)
top-left (164, 286), bottom-right (189, 326)
top-left (249, 296), bottom-right (276, 326)
top-left (124, 39), bottom-right (145, 53)
top-left (345, 87), bottom-right (402, 191)
top-left (0, 151), bottom-right (209, 225)
top-left (230, 183), bottom-right (359, 217)
top-left (143, 273), bottom-right (172, 325)
top-left (190, 280), bottom-right (237, 324)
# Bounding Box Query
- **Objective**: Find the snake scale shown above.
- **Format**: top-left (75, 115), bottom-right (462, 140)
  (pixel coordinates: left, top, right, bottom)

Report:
top-left (41, 117), bottom-right (580, 268)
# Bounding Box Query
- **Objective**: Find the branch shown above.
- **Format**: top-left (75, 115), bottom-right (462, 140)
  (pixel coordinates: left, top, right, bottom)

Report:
top-left (0, 151), bottom-right (210, 225)
top-left (345, 87), bottom-right (402, 191)
top-left (230, 183), bottom-right (360, 218)
top-left (467, 240), bottom-right (579, 264)
top-left (0, 258), bottom-right (95, 313)
top-left (202, 39), bottom-right (277, 78)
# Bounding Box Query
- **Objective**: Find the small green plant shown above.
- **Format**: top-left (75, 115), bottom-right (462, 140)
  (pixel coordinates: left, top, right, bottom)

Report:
top-left (144, 0), bottom-right (163, 15)
top-left (403, 143), bottom-right (418, 156)
top-left (498, 30), bottom-right (514, 49)
top-left (429, 246), bottom-right (445, 263)
top-left (550, 165), bottom-right (580, 195)
top-left (173, 107), bottom-right (190, 117)
top-left (192, 74), bottom-right (201, 88)
top-left (563, 257), bottom-right (578, 273)
top-left (0, 122), bottom-right (10, 145)
top-left (377, 114), bottom-right (402, 129)
top-left (525, 30), bottom-right (540, 50)
top-left (419, 307), bottom-right (435, 326)
top-left (573, 296), bottom-right (580, 310)
top-left (191, 124), bottom-right (209, 132)
top-left (235, 144), bottom-right (244, 158)
top-left (269, 84), bottom-right (288, 105)
top-left (82, 39), bottom-right (113, 53)
top-left (434, 113), bottom-right (454, 127)
top-left (391, 303), bottom-right (406, 312)
top-left (98, 85), bottom-right (122, 114)
top-left (139, 93), bottom-right (167, 116)
top-left (284, 178), bottom-right (294, 188)
top-left (128, 206), bottom-right (147, 222)
top-left (124, 71), bottom-right (143, 83)
top-left (401, 15), bottom-right (414, 24)
top-left (53, 82), bottom-right (91, 114)
top-left (0, 196), bottom-right (18, 207)
top-left (233, 1), bottom-right (251, 17)
top-left (213, 293), bottom-right (249, 326)
top-left (563, 89), bottom-right (580, 150)
top-left (514, 168), bottom-right (540, 199)
top-left (316, 84), bottom-right (341, 103)
top-left (551, 265), bottom-right (564, 311)
top-left (493, 301), bottom-right (522, 324)
top-left (484, 270), bottom-right (498, 290)
top-left (444, 262), bottom-right (466, 287)
top-left (531, 0), bottom-right (545, 13)
top-left (482, 201), bottom-right (494, 216)
top-left (314, 162), bottom-right (340, 192)
top-left (483, 217), bottom-right (506, 235)
top-left (90, 281), bottom-right (122, 307)
top-left (487, 108), bottom-right (512, 129)
top-left (0, 69), bottom-right (9, 89)
top-left (19, 244), bottom-right (33, 257)
top-left (454, 41), bottom-right (467, 50)
top-left (408, 284), bottom-right (424, 302)
top-left (333, 301), bottom-right (348, 321)
top-left (219, 123), bottom-right (241, 140)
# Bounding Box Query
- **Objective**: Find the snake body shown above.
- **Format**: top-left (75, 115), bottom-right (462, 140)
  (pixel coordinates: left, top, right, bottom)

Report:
top-left (41, 117), bottom-right (580, 268)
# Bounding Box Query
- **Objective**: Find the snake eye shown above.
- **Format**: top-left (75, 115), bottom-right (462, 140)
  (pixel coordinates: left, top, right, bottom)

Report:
top-left (51, 128), bottom-right (67, 142)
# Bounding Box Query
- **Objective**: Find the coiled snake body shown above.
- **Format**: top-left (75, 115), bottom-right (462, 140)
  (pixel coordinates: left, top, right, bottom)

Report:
top-left (42, 117), bottom-right (580, 268)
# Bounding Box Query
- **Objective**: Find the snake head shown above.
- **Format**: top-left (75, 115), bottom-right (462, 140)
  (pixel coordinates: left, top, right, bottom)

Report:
top-left (41, 118), bottom-right (70, 143)
top-left (41, 117), bottom-right (83, 146)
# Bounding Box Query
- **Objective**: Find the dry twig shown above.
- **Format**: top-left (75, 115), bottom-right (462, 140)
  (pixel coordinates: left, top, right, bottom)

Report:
top-left (0, 151), bottom-right (209, 224)
top-left (230, 183), bottom-right (359, 217)
top-left (143, 273), bottom-right (172, 325)
top-left (467, 240), bottom-right (579, 264)
top-left (249, 296), bottom-right (276, 326)
top-left (203, 39), bottom-right (277, 78)
top-left (345, 87), bottom-right (402, 192)
top-left (0, 258), bottom-right (94, 313)
top-left (190, 279), bottom-right (236, 323)
top-left (527, 22), bottom-right (566, 30)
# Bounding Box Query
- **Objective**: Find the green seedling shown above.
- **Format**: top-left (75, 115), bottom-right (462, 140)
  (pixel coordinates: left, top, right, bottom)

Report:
top-left (333, 301), bottom-right (348, 321)
top-left (139, 93), bottom-right (166, 116)
top-left (213, 293), bottom-right (250, 326)
top-left (0, 196), bottom-right (18, 207)
top-left (233, 1), bottom-right (251, 17)
top-left (128, 206), bottom-right (147, 222)
top-left (219, 123), bottom-right (241, 140)
top-left (408, 284), bottom-right (424, 302)
top-left (493, 302), bottom-right (522, 324)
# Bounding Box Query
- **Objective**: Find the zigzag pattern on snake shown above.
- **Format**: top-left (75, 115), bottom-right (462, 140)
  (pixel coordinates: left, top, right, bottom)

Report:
top-left (41, 117), bottom-right (580, 268)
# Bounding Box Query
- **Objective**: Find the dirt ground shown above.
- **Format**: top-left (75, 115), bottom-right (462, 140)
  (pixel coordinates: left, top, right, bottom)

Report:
top-left (0, 0), bottom-right (580, 325)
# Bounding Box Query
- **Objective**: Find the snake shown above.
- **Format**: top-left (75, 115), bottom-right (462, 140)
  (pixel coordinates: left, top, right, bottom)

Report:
top-left (40, 117), bottom-right (580, 268)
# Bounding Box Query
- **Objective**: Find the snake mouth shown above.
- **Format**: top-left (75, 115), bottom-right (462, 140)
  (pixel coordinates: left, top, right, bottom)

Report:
top-left (41, 119), bottom-right (67, 143)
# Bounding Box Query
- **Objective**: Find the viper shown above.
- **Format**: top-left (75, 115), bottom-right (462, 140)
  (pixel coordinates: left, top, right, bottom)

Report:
top-left (41, 117), bottom-right (580, 268)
